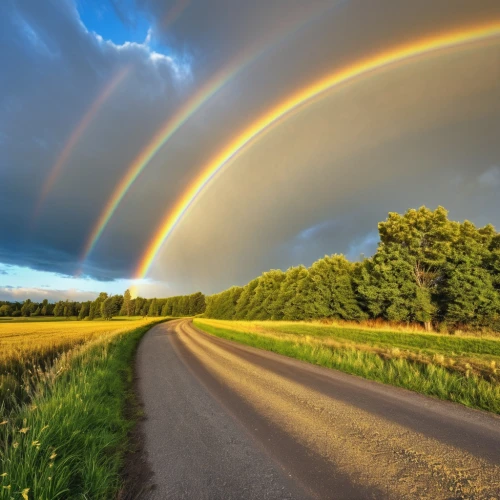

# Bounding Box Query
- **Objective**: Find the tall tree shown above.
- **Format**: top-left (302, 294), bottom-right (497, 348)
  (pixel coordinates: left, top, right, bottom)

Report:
top-left (120, 289), bottom-right (133, 316)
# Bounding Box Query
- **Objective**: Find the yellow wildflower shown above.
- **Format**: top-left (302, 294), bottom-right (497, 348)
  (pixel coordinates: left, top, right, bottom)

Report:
top-left (19, 427), bottom-right (30, 434)
top-left (49, 452), bottom-right (57, 460)
top-left (31, 440), bottom-right (40, 448)
top-left (12, 442), bottom-right (19, 449)
top-left (21, 488), bottom-right (30, 500)
top-left (0, 421), bottom-right (7, 426)
top-left (0, 473), bottom-right (7, 477)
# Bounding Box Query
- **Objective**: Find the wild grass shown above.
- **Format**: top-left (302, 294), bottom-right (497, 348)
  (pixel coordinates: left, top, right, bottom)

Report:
top-left (0, 318), bottom-right (153, 410)
top-left (194, 319), bottom-right (500, 414)
top-left (0, 318), bottom-right (164, 499)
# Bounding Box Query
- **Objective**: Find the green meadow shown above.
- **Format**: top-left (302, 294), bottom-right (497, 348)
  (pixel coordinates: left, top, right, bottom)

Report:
top-left (194, 319), bottom-right (500, 414)
top-left (0, 318), bottom-right (167, 499)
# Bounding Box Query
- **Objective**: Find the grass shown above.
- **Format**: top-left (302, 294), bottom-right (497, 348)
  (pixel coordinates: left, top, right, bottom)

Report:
top-left (0, 318), bottom-right (166, 499)
top-left (0, 318), bottom-right (155, 410)
top-left (194, 319), bottom-right (500, 414)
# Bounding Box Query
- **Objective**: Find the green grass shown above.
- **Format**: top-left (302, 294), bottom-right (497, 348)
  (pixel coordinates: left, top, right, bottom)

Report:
top-left (194, 320), bottom-right (500, 414)
top-left (0, 319), bottom-right (166, 499)
top-left (261, 323), bottom-right (500, 359)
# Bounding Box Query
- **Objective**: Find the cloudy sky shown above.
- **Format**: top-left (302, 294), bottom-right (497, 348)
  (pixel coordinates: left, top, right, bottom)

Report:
top-left (1, 0), bottom-right (500, 301)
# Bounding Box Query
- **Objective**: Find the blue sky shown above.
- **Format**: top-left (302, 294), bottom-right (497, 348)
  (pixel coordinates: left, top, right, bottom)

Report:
top-left (0, 263), bottom-right (137, 301)
top-left (77, 0), bottom-right (150, 45)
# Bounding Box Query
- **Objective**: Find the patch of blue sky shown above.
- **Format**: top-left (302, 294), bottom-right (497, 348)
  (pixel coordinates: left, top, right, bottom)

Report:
top-left (77, 0), bottom-right (150, 46)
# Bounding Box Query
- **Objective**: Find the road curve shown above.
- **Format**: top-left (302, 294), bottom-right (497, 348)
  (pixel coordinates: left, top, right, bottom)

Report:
top-left (136, 319), bottom-right (500, 499)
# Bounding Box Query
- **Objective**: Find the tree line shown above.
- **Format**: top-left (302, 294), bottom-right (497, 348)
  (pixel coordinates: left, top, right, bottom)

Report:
top-left (204, 206), bottom-right (500, 332)
top-left (3, 206), bottom-right (499, 331)
top-left (0, 291), bottom-right (206, 320)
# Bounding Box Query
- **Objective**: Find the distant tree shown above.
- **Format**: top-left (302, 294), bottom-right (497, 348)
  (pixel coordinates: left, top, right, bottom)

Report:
top-left (134, 297), bottom-right (145, 316)
top-left (188, 292), bottom-right (206, 316)
top-left (53, 301), bottom-right (64, 317)
top-left (234, 278), bottom-right (260, 319)
top-left (78, 301), bottom-right (90, 320)
top-left (101, 297), bottom-right (117, 320)
top-left (0, 304), bottom-right (12, 316)
top-left (148, 298), bottom-right (159, 317)
top-left (88, 292), bottom-right (108, 320)
top-left (31, 306), bottom-right (41, 317)
top-left (120, 289), bottom-right (133, 316)
top-left (21, 299), bottom-right (36, 317)
top-left (306, 255), bottom-right (367, 321)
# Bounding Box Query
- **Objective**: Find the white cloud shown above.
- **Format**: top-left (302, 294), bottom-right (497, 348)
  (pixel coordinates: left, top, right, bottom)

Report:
top-left (0, 287), bottom-right (99, 302)
top-left (478, 166), bottom-right (500, 188)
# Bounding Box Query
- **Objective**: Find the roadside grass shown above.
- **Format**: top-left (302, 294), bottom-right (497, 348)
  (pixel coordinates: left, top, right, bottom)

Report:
top-left (0, 318), bottom-right (166, 499)
top-left (194, 319), bottom-right (500, 414)
top-left (0, 318), bottom-right (154, 410)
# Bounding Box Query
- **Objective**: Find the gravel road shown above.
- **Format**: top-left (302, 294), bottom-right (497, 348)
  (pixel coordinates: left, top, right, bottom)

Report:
top-left (135, 319), bottom-right (500, 499)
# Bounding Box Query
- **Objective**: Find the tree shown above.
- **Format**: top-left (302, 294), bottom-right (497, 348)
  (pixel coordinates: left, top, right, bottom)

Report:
top-left (120, 289), bottom-right (133, 316)
top-left (88, 292), bottom-right (108, 320)
top-left (276, 266), bottom-right (310, 321)
top-left (21, 299), bottom-right (36, 317)
top-left (148, 298), bottom-right (159, 317)
top-left (101, 297), bottom-right (117, 320)
top-left (376, 206), bottom-right (459, 330)
top-left (188, 292), bottom-right (206, 316)
top-left (305, 255), bottom-right (366, 321)
top-left (441, 221), bottom-right (500, 329)
top-left (78, 301), bottom-right (90, 320)
top-left (235, 278), bottom-right (260, 319)
top-left (0, 304), bottom-right (12, 316)
top-left (53, 301), bottom-right (64, 317)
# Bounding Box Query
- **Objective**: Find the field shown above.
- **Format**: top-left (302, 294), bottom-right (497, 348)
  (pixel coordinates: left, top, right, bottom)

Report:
top-left (194, 319), bottom-right (500, 413)
top-left (0, 317), bottom-right (165, 499)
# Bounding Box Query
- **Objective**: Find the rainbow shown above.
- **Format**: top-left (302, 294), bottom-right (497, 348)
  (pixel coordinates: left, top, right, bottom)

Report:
top-left (161, 0), bottom-right (190, 29)
top-left (34, 66), bottom-right (130, 217)
top-left (78, 2), bottom-right (340, 266)
top-left (135, 21), bottom-right (500, 279)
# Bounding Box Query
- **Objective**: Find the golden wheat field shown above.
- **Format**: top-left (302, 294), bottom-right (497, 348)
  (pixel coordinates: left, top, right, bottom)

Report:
top-left (0, 318), bottom-right (153, 363)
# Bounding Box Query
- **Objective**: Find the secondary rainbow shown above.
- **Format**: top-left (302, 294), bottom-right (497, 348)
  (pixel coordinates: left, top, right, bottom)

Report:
top-left (34, 66), bottom-right (130, 218)
top-left (135, 21), bottom-right (500, 279)
top-left (79, 2), bottom-right (340, 266)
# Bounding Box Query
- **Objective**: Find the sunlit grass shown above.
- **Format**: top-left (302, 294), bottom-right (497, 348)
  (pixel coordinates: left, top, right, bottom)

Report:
top-left (194, 319), bottom-right (500, 413)
top-left (0, 318), bottom-right (166, 499)
top-left (0, 318), bottom-right (153, 409)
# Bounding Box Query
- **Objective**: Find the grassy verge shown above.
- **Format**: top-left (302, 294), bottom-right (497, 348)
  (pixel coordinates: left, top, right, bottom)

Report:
top-left (194, 319), bottom-right (500, 414)
top-left (0, 319), bottom-right (165, 499)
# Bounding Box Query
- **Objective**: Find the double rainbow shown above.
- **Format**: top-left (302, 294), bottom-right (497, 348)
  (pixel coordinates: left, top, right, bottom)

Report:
top-left (34, 66), bottom-right (130, 218)
top-left (135, 21), bottom-right (500, 279)
top-left (78, 2), bottom-right (341, 266)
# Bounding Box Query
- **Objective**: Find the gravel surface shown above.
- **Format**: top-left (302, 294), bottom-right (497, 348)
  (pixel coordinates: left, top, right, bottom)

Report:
top-left (135, 319), bottom-right (500, 500)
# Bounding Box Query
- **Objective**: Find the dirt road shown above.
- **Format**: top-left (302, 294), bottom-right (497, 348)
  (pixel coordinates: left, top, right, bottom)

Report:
top-left (135, 319), bottom-right (500, 499)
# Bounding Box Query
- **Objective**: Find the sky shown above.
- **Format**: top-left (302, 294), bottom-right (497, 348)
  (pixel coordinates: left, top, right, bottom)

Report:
top-left (1, 0), bottom-right (500, 301)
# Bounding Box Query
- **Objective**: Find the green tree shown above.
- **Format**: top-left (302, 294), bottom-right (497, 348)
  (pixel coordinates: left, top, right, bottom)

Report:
top-left (148, 298), bottom-right (159, 317)
top-left (375, 206), bottom-right (459, 330)
top-left (120, 289), bottom-right (133, 316)
top-left (305, 255), bottom-right (366, 321)
top-left (100, 297), bottom-right (117, 320)
top-left (78, 301), bottom-right (90, 320)
top-left (0, 304), bottom-right (12, 316)
top-left (441, 221), bottom-right (500, 329)
top-left (53, 301), bottom-right (64, 317)
top-left (21, 299), bottom-right (36, 317)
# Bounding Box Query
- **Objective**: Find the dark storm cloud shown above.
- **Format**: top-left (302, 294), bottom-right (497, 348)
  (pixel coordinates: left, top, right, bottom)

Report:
top-left (0, 0), bottom-right (189, 280)
top-left (2, 0), bottom-right (500, 295)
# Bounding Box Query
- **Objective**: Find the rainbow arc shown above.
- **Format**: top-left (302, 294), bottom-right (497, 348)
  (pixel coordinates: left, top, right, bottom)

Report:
top-left (134, 21), bottom-right (500, 279)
